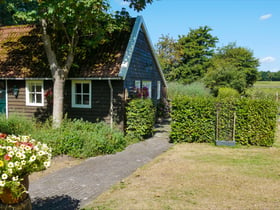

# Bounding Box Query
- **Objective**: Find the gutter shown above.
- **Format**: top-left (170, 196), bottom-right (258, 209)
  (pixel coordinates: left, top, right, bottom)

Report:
top-left (108, 80), bottom-right (114, 129)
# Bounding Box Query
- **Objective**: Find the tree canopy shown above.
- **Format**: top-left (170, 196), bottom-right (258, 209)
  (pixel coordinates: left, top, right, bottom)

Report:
top-left (156, 26), bottom-right (218, 84)
top-left (204, 43), bottom-right (259, 95)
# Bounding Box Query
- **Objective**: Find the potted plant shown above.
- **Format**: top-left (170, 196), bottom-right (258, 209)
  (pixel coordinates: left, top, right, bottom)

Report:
top-left (0, 133), bottom-right (52, 207)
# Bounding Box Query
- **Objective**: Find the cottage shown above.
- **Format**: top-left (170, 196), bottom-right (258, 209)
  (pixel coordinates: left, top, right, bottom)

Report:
top-left (0, 16), bottom-right (167, 129)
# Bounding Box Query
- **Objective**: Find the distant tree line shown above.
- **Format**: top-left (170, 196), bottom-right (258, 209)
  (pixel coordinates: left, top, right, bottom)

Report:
top-left (155, 26), bottom-right (260, 95)
top-left (258, 71), bottom-right (280, 81)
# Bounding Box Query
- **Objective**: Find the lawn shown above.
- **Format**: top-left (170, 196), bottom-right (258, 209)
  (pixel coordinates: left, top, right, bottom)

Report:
top-left (82, 81), bottom-right (280, 209)
top-left (84, 141), bottom-right (280, 209)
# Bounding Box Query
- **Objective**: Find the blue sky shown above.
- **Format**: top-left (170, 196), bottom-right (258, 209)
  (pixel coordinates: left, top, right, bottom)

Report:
top-left (110, 0), bottom-right (280, 72)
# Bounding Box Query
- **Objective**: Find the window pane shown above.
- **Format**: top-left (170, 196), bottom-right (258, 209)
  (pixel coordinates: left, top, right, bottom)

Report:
top-left (35, 85), bottom-right (42, 92)
top-left (31, 85), bottom-right (35, 92)
top-left (83, 95), bottom-right (89, 105)
top-left (30, 94), bottom-right (35, 103)
top-left (76, 84), bottom-right (81, 93)
top-left (83, 84), bottom-right (89, 93)
top-left (36, 94), bottom-right (42, 103)
top-left (76, 95), bottom-right (81, 104)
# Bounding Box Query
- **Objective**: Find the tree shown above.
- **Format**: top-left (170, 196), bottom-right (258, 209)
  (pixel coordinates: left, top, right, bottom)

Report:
top-left (3, 0), bottom-right (153, 127)
top-left (0, 0), bottom-right (37, 25)
top-left (169, 26), bottom-right (218, 84)
top-left (204, 43), bottom-right (259, 95)
top-left (155, 34), bottom-right (180, 80)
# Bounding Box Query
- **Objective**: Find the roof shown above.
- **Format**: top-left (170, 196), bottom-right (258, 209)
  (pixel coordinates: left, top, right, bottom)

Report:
top-left (0, 16), bottom-right (166, 85)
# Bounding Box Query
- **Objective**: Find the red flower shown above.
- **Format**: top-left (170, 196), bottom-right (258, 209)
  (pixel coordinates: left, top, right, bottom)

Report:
top-left (0, 133), bottom-right (7, 139)
top-left (4, 154), bottom-right (11, 161)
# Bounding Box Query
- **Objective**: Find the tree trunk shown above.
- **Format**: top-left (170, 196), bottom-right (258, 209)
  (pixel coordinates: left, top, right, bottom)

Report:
top-left (52, 72), bottom-right (65, 128)
top-left (41, 19), bottom-right (74, 128)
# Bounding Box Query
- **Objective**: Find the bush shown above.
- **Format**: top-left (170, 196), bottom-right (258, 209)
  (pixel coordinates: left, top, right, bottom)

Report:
top-left (0, 114), bottom-right (35, 135)
top-left (235, 98), bottom-right (278, 146)
top-left (170, 96), bottom-right (278, 146)
top-left (32, 118), bottom-right (126, 158)
top-left (170, 96), bottom-right (216, 143)
top-left (126, 99), bottom-right (156, 141)
top-left (218, 87), bottom-right (240, 98)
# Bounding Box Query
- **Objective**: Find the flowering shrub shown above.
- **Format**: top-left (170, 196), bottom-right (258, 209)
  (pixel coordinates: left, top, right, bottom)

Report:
top-left (0, 134), bottom-right (52, 199)
top-left (129, 87), bottom-right (149, 99)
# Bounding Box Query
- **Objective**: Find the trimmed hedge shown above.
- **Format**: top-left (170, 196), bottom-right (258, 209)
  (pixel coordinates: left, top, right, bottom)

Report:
top-left (170, 96), bottom-right (278, 146)
top-left (170, 96), bottom-right (216, 143)
top-left (126, 99), bottom-right (156, 141)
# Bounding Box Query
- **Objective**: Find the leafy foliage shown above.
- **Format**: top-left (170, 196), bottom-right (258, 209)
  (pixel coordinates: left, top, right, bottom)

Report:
top-left (32, 119), bottom-right (126, 158)
top-left (126, 99), bottom-right (156, 141)
top-left (170, 96), bottom-right (216, 143)
top-left (0, 114), bottom-right (35, 135)
top-left (156, 26), bottom-right (218, 84)
top-left (0, 115), bottom-right (127, 158)
top-left (204, 43), bottom-right (259, 95)
top-left (170, 96), bottom-right (278, 146)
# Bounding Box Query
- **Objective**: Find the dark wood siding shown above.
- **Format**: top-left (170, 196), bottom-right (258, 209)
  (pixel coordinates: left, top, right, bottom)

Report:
top-left (64, 80), bottom-right (125, 129)
top-left (124, 29), bottom-right (166, 100)
top-left (7, 80), bottom-right (53, 120)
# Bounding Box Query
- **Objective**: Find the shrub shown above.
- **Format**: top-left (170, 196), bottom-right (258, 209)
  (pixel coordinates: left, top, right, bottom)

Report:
top-left (170, 96), bottom-right (216, 143)
top-left (218, 87), bottom-right (240, 98)
top-left (31, 118), bottom-right (126, 158)
top-left (126, 99), bottom-right (156, 141)
top-left (235, 98), bottom-right (278, 146)
top-left (0, 114), bottom-right (35, 135)
top-left (170, 96), bottom-right (278, 146)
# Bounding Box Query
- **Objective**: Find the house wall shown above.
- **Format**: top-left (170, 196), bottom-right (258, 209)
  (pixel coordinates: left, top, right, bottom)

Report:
top-left (4, 80), bottom-right (125, 129)
top-left (64, 80), bottom-right (125, 129)
top-left (7, 80), bottom-right (53, 120)
top-left (124, 29), bottom-right (166, 100)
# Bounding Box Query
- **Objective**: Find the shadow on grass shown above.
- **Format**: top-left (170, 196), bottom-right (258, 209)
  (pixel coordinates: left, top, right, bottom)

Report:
top-left (32, 195), bottom-right (80, 210)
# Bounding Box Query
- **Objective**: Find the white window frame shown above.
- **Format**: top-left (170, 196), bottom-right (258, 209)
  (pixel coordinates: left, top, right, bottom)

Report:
top-left (71, 80), bottom-right (92, 108)
top-left (157, 81), bottom-right (161, 100)
top-left (26, 80), bottom-right (44, 106)
top-left (135, 80), bottom-right (141, 89)
top-left (142, 80), bottom-right (152, 98)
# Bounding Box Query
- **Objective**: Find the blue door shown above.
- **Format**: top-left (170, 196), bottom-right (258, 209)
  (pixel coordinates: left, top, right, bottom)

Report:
top-left (0, 81), bottom-right (6, 114)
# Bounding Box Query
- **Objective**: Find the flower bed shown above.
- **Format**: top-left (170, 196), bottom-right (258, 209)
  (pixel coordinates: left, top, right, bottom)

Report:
top-left (0, 134), bottom-right (51, 203)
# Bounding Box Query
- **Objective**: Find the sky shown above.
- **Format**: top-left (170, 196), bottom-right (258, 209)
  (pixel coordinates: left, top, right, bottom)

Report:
top-left (110, 0), bottom-right (280, 72)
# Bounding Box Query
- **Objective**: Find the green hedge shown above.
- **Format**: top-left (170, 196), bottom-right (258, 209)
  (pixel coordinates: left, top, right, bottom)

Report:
top-left (235, 98), bottom-right (278, 146)
top-left (170, 96), bottom-right (216, 143)
top-left (170, 96), bottom-right (278, 146)
top-left (126, 99), bottom-right (156, 141)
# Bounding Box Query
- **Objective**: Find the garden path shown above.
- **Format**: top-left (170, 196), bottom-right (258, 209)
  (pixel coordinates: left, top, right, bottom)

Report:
top-left (29, 119), bottom-right (171, 210)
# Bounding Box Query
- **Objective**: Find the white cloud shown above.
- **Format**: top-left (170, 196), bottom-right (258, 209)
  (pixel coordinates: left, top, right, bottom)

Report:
top-left (259, 56), bottom-right (276, 63)
top-left (259, 14), bottom-right (272, 20)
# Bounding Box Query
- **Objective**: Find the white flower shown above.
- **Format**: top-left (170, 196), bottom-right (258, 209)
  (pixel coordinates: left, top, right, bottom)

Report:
top-left (38, 150), bottom-right (45, 156)
top-left (8, 151), bottom-right (14, 157)
top-left (12, 176), bottom-right (18, 181)
top-left (43, 161), bottom-right (51, 168)
top-left (8, 162), bottom-right (14, 168)
top-left (0, 180), bottom-right (5, 187)
top-left (14, 161), bottom-right (20, 167)
top-left (20, 154), bottom-right (26, 160)
top-left (8, 168), bottom-right (13, 174)
top-left (2, 174), bottom-right (8, 180)
top-left (6, 146), bottom-right (12, 151)
top-left (29, 155), bottom-right (36, 162)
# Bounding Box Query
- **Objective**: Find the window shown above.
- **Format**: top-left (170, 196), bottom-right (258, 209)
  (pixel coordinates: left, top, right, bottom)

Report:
top-left (157, 81), bottom-right (161, 100)
top-left (72, 80), bottom-right (91, 108)
top-left (26, 81), bottom-right (44, 106)
top-left (135, 80), bottom-right (141, 89)
top-left (142, 80), bottom-right (152, 98)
